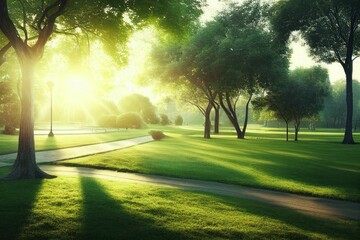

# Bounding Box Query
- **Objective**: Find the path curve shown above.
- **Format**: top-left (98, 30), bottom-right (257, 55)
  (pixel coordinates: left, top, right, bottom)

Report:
top-left (0, 136), bottom-right (153, 164)
top-left (1, 135), bottom-right (359, 221)
top-left (41, 164), bottom-right (360, 221)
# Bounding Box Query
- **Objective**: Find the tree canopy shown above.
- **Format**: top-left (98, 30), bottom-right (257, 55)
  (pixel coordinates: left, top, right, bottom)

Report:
top-left (0, 0), bottom-right (203, 179)
top-left (271, 0), bottom-right (360, 143)
top-left (255, 66), bottom-right (331, 141)
top-left (119, 93), bottom-right (159, 124)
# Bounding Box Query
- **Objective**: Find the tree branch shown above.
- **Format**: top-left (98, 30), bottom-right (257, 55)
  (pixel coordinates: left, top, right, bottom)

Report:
top-left (18, 0), bottom-right (28, 43)
top-left (0, 1), bottom-right (25, 50)
top-left (34, 0), bottom-right (68, 57)
top-left (0, 41), bottom-right (11, 66)
top-left (185, 99), bottom-right (205, 115)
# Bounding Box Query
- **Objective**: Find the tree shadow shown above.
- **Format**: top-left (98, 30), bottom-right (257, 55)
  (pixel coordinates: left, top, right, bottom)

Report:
top-left (79, 176), bottom-right (187, 240)
top-left (207, 192), bottom-right (360, 240)
top-left (0, 176), bottom-right (44, 239)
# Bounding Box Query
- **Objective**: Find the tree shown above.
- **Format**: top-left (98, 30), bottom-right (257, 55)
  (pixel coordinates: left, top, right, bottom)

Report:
top-left (150, 38), bottom-right (217, 138)
top-left (116, 112), bottom-right (144, 129)
top-left (0, 80), bottom-right (20, 134)
top-left (322, 80), bottom-right (360, 128)
top-left (254, 66), bottom-right (331, 141)
top-left (271, 0), bottom-right (360, 144)
top-left (290, 67), bottom-right (331, 140)
top-left (119, 93), bottom-right (160, 124)
top-left (174, 115), bottom-right (184, 126)
top-left (0, 0), bottom-right (203, 179)
top-left (160, 113), bottom-right (171, 125)
top-left (213, 0), bottom-right (289, 139)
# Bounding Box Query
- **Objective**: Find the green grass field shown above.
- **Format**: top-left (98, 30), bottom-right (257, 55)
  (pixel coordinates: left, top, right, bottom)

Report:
top-left (59, 126), bottom-right (360, 201)
top-left (1, 125), bottom-right (359, 239)
top-left (0, 129), bottom-right (148, 155)
top-left (0, 167), bottom-right (358, 240)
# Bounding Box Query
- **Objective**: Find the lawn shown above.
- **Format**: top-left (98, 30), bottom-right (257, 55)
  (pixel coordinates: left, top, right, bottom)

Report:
top-left (0, 129), bottom-right (149, 155)
top-left (0, 167), bottom-right (358, 240)
top-left (59, 126), bottom-right (360, 201)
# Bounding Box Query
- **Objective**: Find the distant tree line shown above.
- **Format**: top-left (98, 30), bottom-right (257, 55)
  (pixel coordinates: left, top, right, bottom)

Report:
top-left (96, 93), bottom-right (183, 129)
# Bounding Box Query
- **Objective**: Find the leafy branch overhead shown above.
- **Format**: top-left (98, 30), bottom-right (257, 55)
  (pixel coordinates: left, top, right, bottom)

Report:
top-left (0, 0), bottom-right (203, 179)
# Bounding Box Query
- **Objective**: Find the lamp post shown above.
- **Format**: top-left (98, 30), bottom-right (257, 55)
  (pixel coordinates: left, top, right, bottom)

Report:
top-left (47, 81), bottom-right (54, 137)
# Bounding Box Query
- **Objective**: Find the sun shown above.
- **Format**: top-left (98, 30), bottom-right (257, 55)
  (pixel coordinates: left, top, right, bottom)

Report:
top-left (66, 74), bottom-right (93, 101)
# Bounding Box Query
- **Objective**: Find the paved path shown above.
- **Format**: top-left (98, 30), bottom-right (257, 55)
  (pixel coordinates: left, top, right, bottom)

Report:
top-left (41, 165), bottom-right (360, 221)
top-left (1, 136), bottom-right (359, 221)
top-left (0, 136), bottom-right (153, 164)
top-left (34, 128), bottom-right (120, 135)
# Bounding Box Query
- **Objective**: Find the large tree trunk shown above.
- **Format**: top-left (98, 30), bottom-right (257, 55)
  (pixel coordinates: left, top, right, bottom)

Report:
top-left (5, 57), bottom-right (55, 179)
top-left (204, 102), bottom-right (212, 139)
top-left (342, 67), bottom-right (355, 144)
top-left (341, 19), bottom-right (355, 144)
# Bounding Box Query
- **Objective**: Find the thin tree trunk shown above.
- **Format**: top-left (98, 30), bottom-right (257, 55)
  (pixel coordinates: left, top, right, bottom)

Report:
top-left (219, 93), bottom-right (243, 139)
top-left (242, 93), bottom-right (253, 138)
top-left (294, 120), bottom-right (300, 141)
top-left (285, 121), bottom-right (289, 142)
top-left (5, 57), bottom-right (54, 179)
top-left (213, 103), bottom-right (220, 134)
top-left (204, 102), bottom-right (212, 139)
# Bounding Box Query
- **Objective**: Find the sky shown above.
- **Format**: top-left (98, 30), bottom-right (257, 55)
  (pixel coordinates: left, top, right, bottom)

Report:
top-left (202, 0), bottom-right (360, 83)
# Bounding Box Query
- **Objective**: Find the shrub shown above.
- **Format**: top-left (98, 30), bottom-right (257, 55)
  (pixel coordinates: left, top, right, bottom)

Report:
top-left (97, 115), bottom-right (117, 128)
top-left (3, 125), bottom-right (17, 135)
top-left (116, 112), bottom-right (144, 129)
top-left (174, 115), bottom-right (183, 126)
top-left (160, 113), bottom-right (171, 125)
top-left (149, 130), bottom-right (166, 140)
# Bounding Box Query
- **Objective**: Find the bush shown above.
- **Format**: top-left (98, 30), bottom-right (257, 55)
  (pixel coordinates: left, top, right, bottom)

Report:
top-left (97, 115), bottom-right (117, 128)
top-left (116, 113), bottom-right (144, 129)
top-left (160, 113), bottom-right (171, 125)
top-left (149, 130), bottom-right (166, 140)
top-left (174, 115), bottom-right (183, 126)
top-left (3, 125), bottom-right (17, 135)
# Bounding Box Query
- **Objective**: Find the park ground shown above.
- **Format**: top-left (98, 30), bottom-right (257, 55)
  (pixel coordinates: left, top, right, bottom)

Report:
top-left (0, 125), bottom-right (359, 239)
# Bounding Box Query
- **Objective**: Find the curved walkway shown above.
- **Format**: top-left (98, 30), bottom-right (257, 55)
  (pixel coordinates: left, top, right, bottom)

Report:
top-left (41, 165), bottom-right (360, 221)
top-left (1, 136), bottom-right (359, 221)
top-left (0, 136), bottom-right (153, 164)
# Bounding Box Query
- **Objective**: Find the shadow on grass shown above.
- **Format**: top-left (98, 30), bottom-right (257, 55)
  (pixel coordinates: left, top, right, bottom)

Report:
top-left (208, 192), bottom-right (360, 240)
top-left (79, 176), bottom-right (187, 240)
top-left (0, 170), bottom-right (44, 239)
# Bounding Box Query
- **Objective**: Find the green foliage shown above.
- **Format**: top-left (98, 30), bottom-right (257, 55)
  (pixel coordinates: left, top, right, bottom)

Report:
top-left (119, 93), bottom-right (160, 124)
top-left (271, 0), bottom-right (360, 64)
top-left (116, 112), bottom-right (144, 129)
top-left (271, 0), bottom-right (359, 143)
top-left (253, 66), bottom-right (331, 140)
top-left (0, 80), bottom-right (20, 134)
top-left (174, 115), bottom-right (183, 126)
top-left (97, 115), bottom-right (118, 128)
top-left (322, 80), bottom-right (360, 128)
top-left (2, 0), bottom-right (203, 63)
top-left (160, 113), bottom-right (171, 125)
top-left (289, 66), bottom-right (331, 118)
top-left (149, 130), bottom-right (166, 140)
